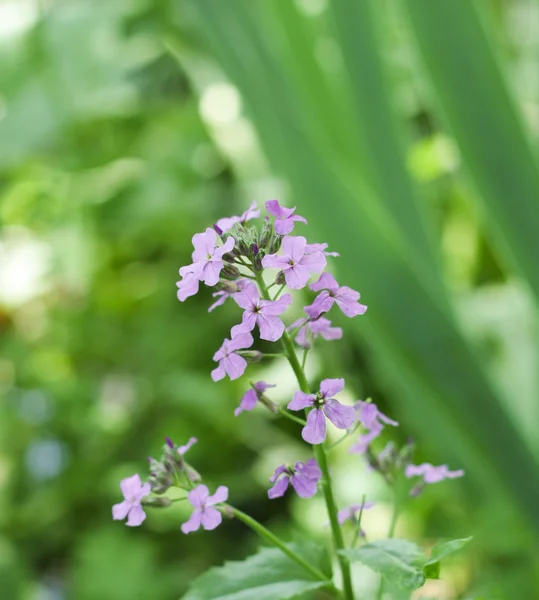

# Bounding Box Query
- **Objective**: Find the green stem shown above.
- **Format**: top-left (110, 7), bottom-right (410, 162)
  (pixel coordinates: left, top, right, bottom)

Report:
top-left (254, 269), bottom-right (355, 600)
top-left (228, 506), bottom-right (332, 584)
top-left (277, 407), bottom-right (307, 426)
top-left (272, 283), bottom-right (286, 300)
top-left (376, 492), bottom-right (400, 600)
top-left (350, 494), bottom-right (367, 548)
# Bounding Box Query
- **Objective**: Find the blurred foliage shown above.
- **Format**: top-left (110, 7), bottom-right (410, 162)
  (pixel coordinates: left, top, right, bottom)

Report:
top-left (1, 0), bottom-right (539, 599)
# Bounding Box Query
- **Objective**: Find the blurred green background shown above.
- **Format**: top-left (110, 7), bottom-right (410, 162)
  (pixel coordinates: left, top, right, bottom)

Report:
top-left (1, 0), bottom-right (539, 598)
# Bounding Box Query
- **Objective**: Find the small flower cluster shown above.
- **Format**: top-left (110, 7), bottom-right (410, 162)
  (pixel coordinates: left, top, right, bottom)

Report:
top-left (112, 199), bottom-right (464, 547)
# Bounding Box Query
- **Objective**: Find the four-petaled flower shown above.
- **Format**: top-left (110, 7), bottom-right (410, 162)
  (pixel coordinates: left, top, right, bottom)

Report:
top-left (337, 500), bottom-right (375, 526)
top-left (289, 317), bottom-right (342, 349)
top-left (306, 273), bottom-right (367, 319)
top-left (405, 463), bottom-right (464, 484)
top-left (181, 484), bottom-right (229, 533)
top-left (266, 200), bottom-right (307, 235)
top-left (211, 333), bottom-right (254, 381)
top-left (176, 268), bottom-right (200, 302)
top-left (112, 474), bottom-right (151, 527)
top-left (262, 236), bottom-right (326, 289)
top-left (231, 282), bottom-right (292, 341)
top-left (349, 401), bottom-right (399, 454)
top-left (235, 381), bottom-right (275, 416)
top-left (268, 459), bottom-right (322, 499)
top-left (217, 201), bottom-right (260, 233)
top-left (288, 378), bottom-right (356, 444)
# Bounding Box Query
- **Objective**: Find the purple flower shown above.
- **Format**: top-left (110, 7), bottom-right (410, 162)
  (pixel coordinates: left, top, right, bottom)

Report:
top-left (178, 437), bottom-right (198, 456)
top-left (349, 401), bottom-right (399, 454)
top-left (337, 500), bottom-right (375, 526)
top-left (217, 201), bottom-right (260, 233)
top-left (306, 273), bottom-right (367, 319)
top-left (211, 333), bottom-right (254, 381)
top-left (266, 200), bottom-right (307, 235)
top-left (268, 459), bottom-right (321, 499)
top-left (235, 381), bottom-right (275, 416)
top-left (288, 378), bottom-right (356, 444)
top-left (231, 282), bottom-right (292, 341)
top-left (191, 228), bottom-right (236, 286)
top-left (208, 279), bottom-right (248, 312)
top-left (261, 236), bottom-right (326, 289)
top-left (289, 317), bottom-right (342, 349)
top-left (181, 484), bottom-right (229, 534)
top-left (405, 463), bottom-right (464, 484)
top-left (112, 474), bottom-right (151, 527)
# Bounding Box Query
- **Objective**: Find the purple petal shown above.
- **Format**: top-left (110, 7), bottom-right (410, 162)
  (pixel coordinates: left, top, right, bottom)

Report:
top-left (216, 215), bottom-right (240, 233)
top-left (235, 388), bottom-right (258, 416)
top-left (233, 282), bottom-right (260, 310)
top-left (302, 408), bottom-right (327, 444)
top-left (260, 293), bottom-right (292, 316)
top-left (324, 399), bottom-right (356, 430)
top-left (201, 261), bottom-right (222, 286)
top-left (269, 464), bottom-right (288, 483)
top-left (211, 363), bottom-right (226, 382)
top-left (268, 476), bottom-right (290, 499)
top-left (126, 505), bottom-right (146, 527)
top-left (254, 381), bottom-right (275, 393)
top-left (378, 410), bottom-right (399, 427)
top-left (281, 235), bottom-right (306, 262)
top-left (192, 228), bottom-right (217, 260)
top-left (256, 314), bottom-right (285, 342)
top-left (215, 235), bottom-right (235, 257)
top-left (290, 214), bottom-right (307, 224)
top-left (178, 437), bottom-right (198, 456)
top-left (261, 253), bottom-right (290, 269)
top-left (201, 506), bottom-right (223, 530)
top-left (223, 353), bottom-right (248, 380)
top-left (120, 474), bottom-right (142, 499)
top-left (337, 507), bottom-right (355, 525)
top-left (228, 332), bottom-right (254, 352)
top-left (335, 296), bottom-right (368, 318)
top-left (320, 378), bottom-right (345, 398)
top-left (295, 458), bottom-right (322, 481)
top-left (310, 272), bottom-right (339, 292)
top-left (177, 273), bottom-right (200, 302)
top-left (112, 500), bottom-right (130, 521)
top-left (290, 473), bottom-right (318, 498)
top-left (266, 199), bottom-right (291, 218)
top-left (187, 484), bottom-right (209, 508)
top-left (288, 391), bottom-right (315, 411)
top-left (305, 293), bottom-right (334, 319)
top-left (207, 485), bottom-right (229, 505)
top-left (299, 251), bottom-right (327, 274)
top-left (274, 219), bottom-right (295, 235)
top-left (181, 508), bottom-right (203, 534)
top-left (284, 264), bottom-right (311, 289)
top-left (349, 430), bottom-right (380, 454)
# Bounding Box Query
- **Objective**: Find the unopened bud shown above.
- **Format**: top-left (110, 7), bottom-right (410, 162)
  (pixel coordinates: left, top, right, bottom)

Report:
top-left (185, 465), bottom-right (202, 482)
top-left (259, 394), bottom-right (279, 414)
top-left (252, 243), bottom-right (259, 256)
top-left (410, 483), bottom-right (424, 498)
top-left (221, 505), bottom-right (234, 519)
top-left (269, 235), bottom-right (282, 254)
top-left (143, 496), bottom-right (172, 507)
top-left (213, 224), bottom-right (224, 236)
top-left (275, 271), bottom-right (286, 286)
top-left (240, 350), bottom-right (263, 363)
top-left (221, 265), bottom-right (241, 279)
top-left (165, 436), bottom-right (174, 449)
top-left (259, 217), bottom-right (272, 249)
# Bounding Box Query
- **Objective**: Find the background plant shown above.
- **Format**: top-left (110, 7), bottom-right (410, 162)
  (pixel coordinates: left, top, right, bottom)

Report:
top-left (1, 1), bottom-right (538, 599)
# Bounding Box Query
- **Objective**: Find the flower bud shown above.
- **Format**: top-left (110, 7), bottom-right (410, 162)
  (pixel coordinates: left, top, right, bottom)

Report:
top-left (269, 235), bottom-right (282, 254)
top-left (213, 224), bottom-right (224, 237)
top-left (241, 350), bottom-right (263, 363)
top-left (275, 271), bottom-right (286, 286)
top-left (143, 496), bottom-right (172, 507)
top-left (259, 217), bottom-right (272, 249)
top-left (259, 394), bottom-right (279, 414)
top-left (221, 265), bottom-right (242, 279)
top-left (185, 465), bottom-right (202, 482)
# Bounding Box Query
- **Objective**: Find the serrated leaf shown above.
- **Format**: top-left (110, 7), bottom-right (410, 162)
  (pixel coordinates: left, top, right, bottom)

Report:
top-left (340, 539), bottom-right (427, 590)
top-left (423, 536), bottom-right (473, 580)
top-left (182, 543), bottom-right (331, 600)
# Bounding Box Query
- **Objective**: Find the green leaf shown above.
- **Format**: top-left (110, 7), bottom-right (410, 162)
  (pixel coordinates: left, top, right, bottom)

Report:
top-left (340, 539), bottom-right (427, 590)
top-left (423, 536), bottom-right (473, 580)
top-left (182, 543), bottom-right (332, 600)
top-left (341, 537), bottom-right (473, 589)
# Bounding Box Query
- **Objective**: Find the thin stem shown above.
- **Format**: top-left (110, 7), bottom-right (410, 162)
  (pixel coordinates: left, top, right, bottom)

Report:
top-left (350, 494), bottom-right (367, 548)
top-left (376, 491), bottom-right (400, 600)
top-left (227, 506), bottom-right (332, 584)
top-left (254, 269), bottom-right (355, 600)
top-left (328, 422), bottom-right (360, 451)
top-left (277, 407), bottom-right (307, 426)
top-left (272, 283), bottom-right (286, 300)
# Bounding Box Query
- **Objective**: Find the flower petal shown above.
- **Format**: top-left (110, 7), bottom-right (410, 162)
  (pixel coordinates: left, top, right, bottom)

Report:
top-left (224, 353), bottom-right (248, 380)
top-left (112, 500), bottom-right (131, 521)
top-left (201, 506), bottom-right (223, 530)
top-left (269, 464), bottom-right (288, 483)
top-left (126, 505), bottom-right (146, 527)
top-left (207, 485), bottom-right (229, 505)
top-left (268, 476), bottom-right (290, 499)
top-left (288, 391), bottom-right (315, 411)
top-left (187, 484), bottom-right (209, 508)
top-left (181, 508), bottom-right (203, 534)
top-left (324, 400), bottom-right (356, 430)
top-left (211, 363), bottom-right (226, 382)
top-left (309, 272), bottom-right (339, 292)
top-left (320, 378), bottom-right (345, 398)
top-left (290, 474), bottom-right (318, 498)
top-left (284, 264), bottom-right (311, 289)
top-left (178, 437), bottom-right (198, 456)
top-left (302, 408), bottom-right (327, 444)
top-left (235, 388), bottom-right (258, 416)
top-left (256, 314), bottom-right (285, 342)
top-left (120, 474), bottom-right (142, 499)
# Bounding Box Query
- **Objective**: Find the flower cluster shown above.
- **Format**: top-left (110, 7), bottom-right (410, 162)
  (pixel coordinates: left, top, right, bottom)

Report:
top-left (112, 199), bottom-right (465, 552)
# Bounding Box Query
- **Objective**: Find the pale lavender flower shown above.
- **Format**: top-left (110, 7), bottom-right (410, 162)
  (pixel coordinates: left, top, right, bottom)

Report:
top-left (231, 282), bottom-right (292, 341)
top-left (337, 500), bottom-right (375, 526)
top-left (208, 279), bottom-right (248, 312)
top-left (211, 333), bottom-right (254, 381)
top-left (112, 474), bottom-right (151, 527)
top-left (266, 200), bottom-right (307, 235)
top-left (288, 378), bottom-right (356, 444)
top-left (289, 317), bottom-right (342, 349)
top-left (191, 228), bottom-right (236, 286)
top-left (217, 201), bottom-right (260, 233)
top-left (178, 437), bottom-right (198, 456)
top-left (181, 484), bottom-right (229, 533)
top-left (261, 236), bottom-right (326, 289)
top-left (235, 381), bottom-right (275, 416)
top-left (405, 463), bottom-right (464, 484)
top-left (306, 272), bottom-right (367, 319)
top-left (349, 401), bottom-right (399, 454)
top-left (268, 459), bottom-right (321, 499)
top-left (176, 269), bottom-right (200, 302)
